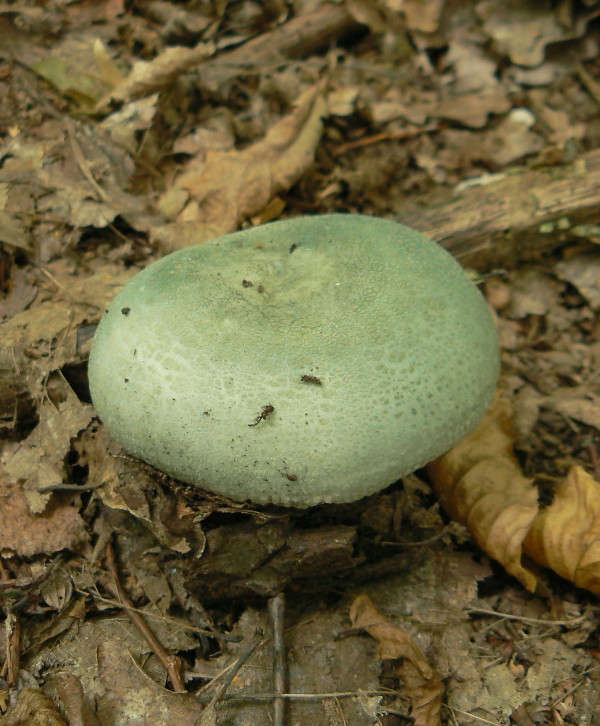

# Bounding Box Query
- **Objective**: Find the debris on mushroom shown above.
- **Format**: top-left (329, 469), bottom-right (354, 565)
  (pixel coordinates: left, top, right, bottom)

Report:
top-left (300, 374), bottom-right (322, 385)
top-left (88, 214), bottom-right (499, 507)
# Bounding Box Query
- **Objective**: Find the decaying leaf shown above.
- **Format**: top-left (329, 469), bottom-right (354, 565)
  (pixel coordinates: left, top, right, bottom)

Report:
top-left (548, 389), bottom-right (600, 431)
top-left (349, 593), bottom-right (442, 726)
top-left (555, 255), bottom-right (600, 310)
top-left (0, 687), bottom-right (68, 726)
top-left (388, 0), bottom-right (447, 34)
top-left (5, 379), bottom-right (94, 513)
top-left (0, 472), bottom-right (87, 559)
top-left (477, 0), bottom-right (584, 67)
top-left (96, 639), bottom-right (204, 725)
top-left (427, 397), bottom-right (539, 591)
top-left (524, 467), bottom-right (600, 595)
top-left (158, 81), bottom-right (327, 240)
top-left (95, 42), bottom-right (215, 111)
top-left (81, 426), bottom-right (192, 554)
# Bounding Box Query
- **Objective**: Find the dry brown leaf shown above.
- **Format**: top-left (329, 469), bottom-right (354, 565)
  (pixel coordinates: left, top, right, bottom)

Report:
top-left (159, 81), bottom-right (327, 239)
top-left (96, 639), bottom-right (204, 725)
top-left (436, 87), bottom-right (511, 129)
top-left (386, 0), bottom-right (447, 34)
top-left (49, 673), bottom-right (100, 726)
top-left (481, 109), bottom-right (544, 166)
top-left (0, 687), bottom-right (68, 726)
top-left (524, 467), bottom-right (600, 595)
top-left (0, 474), bottom-right (87, 560)
top-left (349, 593), bottom-right (442, 726)
top-left (0, 264), bottom-right (134, 426)
top-left (555, 255), bottom-right (600, 310)
top-left (477, 0), bottom-right (581, 67)
top-left (549, 390), bottom-right (600, 431)
top-left (5, 381), bottom-right (94, 513)
top-left (427, 397), bottom-right (539, 591)
top-left (95, 42), bottom-right (215, 111)
top-left (81, 426), bottom-right (191, 553)
top-left (345, 0), bottom-right (386, 34)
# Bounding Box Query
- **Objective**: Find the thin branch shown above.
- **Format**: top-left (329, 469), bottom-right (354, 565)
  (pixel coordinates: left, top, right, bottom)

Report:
top-left (79, 588), bottom-right (241, 642)
top-left (269, 593), bottom-right (286, 726)
top-left (196, 688), bottom-right (398, 703)
top-left (199, 636), bottom-right (263, 710)
top-left (466, 607), bottom-right (588, 627)
top-left (104, 539), bottom-right (186, 692)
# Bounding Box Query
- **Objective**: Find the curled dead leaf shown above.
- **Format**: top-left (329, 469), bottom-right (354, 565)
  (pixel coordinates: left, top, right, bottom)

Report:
top-left (349, 593), bottom-right (442, 726)
top-left (428, 395), bottom-right (600, 599)
top-left (427, 397), bottom-right (539, 591)
top-left (524, 467), bottom-right (600, 595)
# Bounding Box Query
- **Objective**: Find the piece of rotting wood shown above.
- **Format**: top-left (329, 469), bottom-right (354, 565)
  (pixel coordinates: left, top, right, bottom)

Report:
top-left (399, 148), bottom-right (600, 268)
top-left (198, 4), bottom-right (365, 88)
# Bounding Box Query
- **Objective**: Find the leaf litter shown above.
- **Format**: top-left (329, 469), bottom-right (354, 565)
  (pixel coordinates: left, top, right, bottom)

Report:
top-left (1, 0), bottom-right (600, 724)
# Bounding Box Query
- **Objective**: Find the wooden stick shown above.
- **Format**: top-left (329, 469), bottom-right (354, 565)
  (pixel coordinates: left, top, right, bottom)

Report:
top-left (104, 539), bottom-right (186, 693)
top-left (269, 593), bottom-right (286, 726)
top-left (399, 149), bottom-right (600, 267)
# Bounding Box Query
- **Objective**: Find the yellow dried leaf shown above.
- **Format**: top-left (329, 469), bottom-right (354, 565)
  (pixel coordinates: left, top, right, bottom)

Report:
top-left (427, 397), bottom-right (539, 591)
top-left (350, 594), bottom-right (442, 726)
top-left (524, 467), bottom-right (600, 594)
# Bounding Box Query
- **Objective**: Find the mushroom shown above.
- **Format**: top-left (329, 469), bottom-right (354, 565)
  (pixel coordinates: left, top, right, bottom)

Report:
top-left (88, 215), bottom-right (499, 507)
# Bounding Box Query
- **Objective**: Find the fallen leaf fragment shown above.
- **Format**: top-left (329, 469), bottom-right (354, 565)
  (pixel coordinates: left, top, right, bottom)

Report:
top-left (555, 255), bottom-right (600, 310)
top-left (158, 81), bottom-right (327, 238)
top-left (549, 390), bottom-right (600, 431)
top-left (0, 474), bottom-right (88, 558)
top-left (390, 0), bottom-right (447, 34)
top-left (0, 688), bottom-right (67, 726)
top-left (95, 42), bottom-right (215, 111)
top-left (81, 426), bottom-right (192, 553)
top-left (524, 467), bottom-right (600, 595)
top-left (477, 0), bottom-right (580, 67)
top-left (427, 397), bottom-right (539, 591)
top-left (96, 639), bottom-right (203, 725)
top-left (349, 594), bottom-right (442, 726)
top-left (5, 382), bottom-right (94, 513)
top-left (49, 673), bottom-right (100, 726)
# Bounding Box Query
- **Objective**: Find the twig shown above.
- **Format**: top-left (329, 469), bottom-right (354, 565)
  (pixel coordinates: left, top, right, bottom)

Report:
top-left (104, 539), bottom-right (186, 692)
top-left (549, 664), bottom-right (600, 708)
top-left (574, 59), bottom-right (600, 107)
top-left (0, 562), bottom-right (23, 686)
top-left (80, 589), bottom-right (242, 642)
top-left (269, 593), bottom-right (286, 726)
top-left (67, 124), bottom-right (109, 202)
top-left (380, 525), bottom-right (451, 548)
top-left (1, 609), bottom-right (21, 686)
top-left (445, 705), bottom-right (502, 726)
top-left (334, 123), bottom-right (439, 155)
top-left (38, 482), bottom-right (106, 492)
top-left (195, 688), bottom-right (397, 703)
top-left (399, 147), bottom-right (600, 266)
top-left (200, 635), bottom-right (263, 710)
top-left (466, 607), bottom-right (587, 627)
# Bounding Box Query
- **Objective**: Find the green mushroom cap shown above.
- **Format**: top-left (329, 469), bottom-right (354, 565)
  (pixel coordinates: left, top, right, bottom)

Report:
top-left (88, 214), bottom-right (499, 507)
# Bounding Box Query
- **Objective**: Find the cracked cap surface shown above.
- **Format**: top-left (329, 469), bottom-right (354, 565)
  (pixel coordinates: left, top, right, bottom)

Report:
top-left (88, 214), bottom-right (499, 507)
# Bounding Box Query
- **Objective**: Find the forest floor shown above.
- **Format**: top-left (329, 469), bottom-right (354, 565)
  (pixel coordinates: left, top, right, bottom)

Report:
top-left (1, 1), bottom-right (600, 725)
